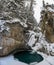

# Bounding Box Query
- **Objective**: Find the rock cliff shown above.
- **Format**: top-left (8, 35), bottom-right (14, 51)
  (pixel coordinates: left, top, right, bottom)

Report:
top-left (40, 2), bottom-right (54, 43)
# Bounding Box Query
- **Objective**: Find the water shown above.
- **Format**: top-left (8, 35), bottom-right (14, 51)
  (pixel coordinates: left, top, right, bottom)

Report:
top-left (14, 51), bottom-right (43, 64)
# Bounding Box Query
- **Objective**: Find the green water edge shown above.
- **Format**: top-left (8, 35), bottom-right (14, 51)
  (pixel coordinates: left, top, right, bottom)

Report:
top-left (14, 51), bottom-right (43, 64)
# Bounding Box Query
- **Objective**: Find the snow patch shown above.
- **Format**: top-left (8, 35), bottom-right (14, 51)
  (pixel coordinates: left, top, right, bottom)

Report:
top-left (47, 7), bottom-right (54, 12)
top-left (33, 0), bottom-right (54, 23)
top-left (0, 55), bottom-right (28, 65)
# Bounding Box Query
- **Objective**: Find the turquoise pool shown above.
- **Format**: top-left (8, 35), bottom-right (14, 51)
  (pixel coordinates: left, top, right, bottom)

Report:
top-left (14, 51), bottom-right (43, 64)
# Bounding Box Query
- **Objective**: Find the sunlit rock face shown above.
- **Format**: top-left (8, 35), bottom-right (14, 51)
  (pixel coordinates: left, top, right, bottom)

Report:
top-left (0, 22), bottom-right (31, 57)
top-left (0, 0), bottom-right (36, 56)
top-left (40, 1), bottom-right (54, 43)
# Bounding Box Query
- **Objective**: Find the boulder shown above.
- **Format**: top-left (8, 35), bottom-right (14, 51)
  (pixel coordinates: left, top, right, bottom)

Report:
top-left (0, 22), bottom-right (31, 57)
